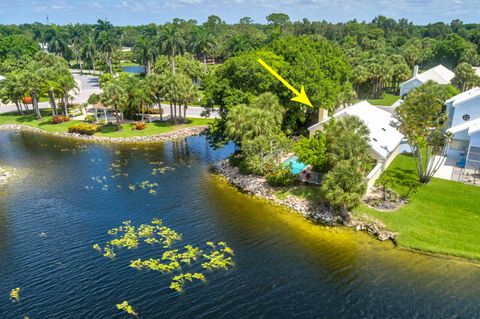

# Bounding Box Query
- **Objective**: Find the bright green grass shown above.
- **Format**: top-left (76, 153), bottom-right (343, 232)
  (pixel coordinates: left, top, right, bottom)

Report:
top-left (0, 110), bottom-right (83, 133)
top-left (367, 94), bottom-right (400, 106)
top-left (94, 118), bottom-right (213, 138)
top-left (120, 62), bottom-right (140, 67)
top-left (0, 110), bottom-right (213, 138)
top-left (354, 153), bottom-right (480, 260)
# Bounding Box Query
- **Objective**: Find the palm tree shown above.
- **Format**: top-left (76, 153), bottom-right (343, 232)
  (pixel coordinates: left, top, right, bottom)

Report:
top-left (44, 25), bottom-right (69, 57)
top-left (159, 25), bottom-right (185, 75)
top-left (162, 74), bottom-right (181, 123)
top-left (101, 79), bottom-right (125, 131)
top-left (57, 69), bottom-right (79, 116)
top-left (95, 19), bottom-right (117, 74)
top-left (0, 72), bottom-right (26, 115)
top-left (67, 24), bottom-right (84, 74)
top-left (19, 64), bottom-right (45, 119)
top-left (96, 31), bottom-right (118, 74)
top-left (39, 67), bottom-right (61, 116)
top-left (133, 36), bottom-right (155, 74)
top-left (321, 160), bottom-right (367, 218)
top-left (145, 73), bottom-right (166, 121)
top-left (82, 34), bottom-right (97, 73)
top-left (189, 27), bottom-right (217, 75)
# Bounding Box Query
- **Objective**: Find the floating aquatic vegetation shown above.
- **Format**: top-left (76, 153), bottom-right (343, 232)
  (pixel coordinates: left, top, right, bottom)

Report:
top-left (149, 189), bottom-right (156, 195)
top-left (10, 287), bottom-right (20, 303)
top-left (94, 219), bottom-right (234, 294)
top-left (170, 273), bottom-right (206, 292)
top-left (116, 300), bottom-right (138, 317)
top-left (102, 185), bottom-right (109, 191)
top-left (128, 184), bottom-right (136, 191)
top-left (202, 242), bottom-right (235, 271)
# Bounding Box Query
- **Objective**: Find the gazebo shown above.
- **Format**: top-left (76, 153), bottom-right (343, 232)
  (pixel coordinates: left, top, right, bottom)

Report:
top-left (92, 102), bottom-right (123, 123)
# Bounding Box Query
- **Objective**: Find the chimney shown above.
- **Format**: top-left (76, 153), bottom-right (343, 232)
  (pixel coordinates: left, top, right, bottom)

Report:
top-left (413, 65), bottom-right (419, 77)
top-left (318, 108), bottom-right (328, 123)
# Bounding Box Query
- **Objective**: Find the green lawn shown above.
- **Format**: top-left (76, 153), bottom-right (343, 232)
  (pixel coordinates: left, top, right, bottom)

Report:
top-left (354, 154), bottom-right (480, 260)
top-left (0, 110), bottom-right (213, 138)
top-left (367, 94), bottom-right (400, 106)
top-left (95, 118), bottom-right (213, 138)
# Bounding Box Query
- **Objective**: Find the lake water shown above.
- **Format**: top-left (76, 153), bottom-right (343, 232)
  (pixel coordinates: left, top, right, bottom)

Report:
top-left (122, 65), bottom-right (145, 75)
top-left (1, 131), bottom-right (480, 318)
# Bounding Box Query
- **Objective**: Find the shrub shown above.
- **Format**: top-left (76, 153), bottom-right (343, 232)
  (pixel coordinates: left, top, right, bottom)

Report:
top-left (132, 122), bottom-right (146, 130)
top-left (85, 115), bottom-right (96, 123)
top-left (68, 123), bottom-right (98, 135)
top-left (52, 115), bottom-right (70, 124)
top-left (266, 164), bottom-right (297, 187)
top-left (87, 93), bottom-right (100, 105)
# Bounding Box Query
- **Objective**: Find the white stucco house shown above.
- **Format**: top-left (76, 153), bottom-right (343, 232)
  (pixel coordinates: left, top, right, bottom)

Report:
top-left (399, 65), bottom-right (455, 98)
top-left (308, 101), bottom-right (405, 188)
top-left (445, 88), bottom-right (480, 171)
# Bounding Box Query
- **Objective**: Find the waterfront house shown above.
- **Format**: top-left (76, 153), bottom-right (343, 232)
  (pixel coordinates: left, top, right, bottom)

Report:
top-left (399, 65), bottom-right (454, 98)
top-left (444, 87), bottom-right (480, 172)
top-left (308, 101), bottom-right (404, 188)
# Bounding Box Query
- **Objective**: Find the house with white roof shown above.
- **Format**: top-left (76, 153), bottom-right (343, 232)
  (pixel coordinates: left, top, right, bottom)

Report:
top-left (308, 101), bottom-right (405, 188)
top-left (444, 87), bottom-right (480, 171)
top-left (399, 65), bottom-right (455, 97)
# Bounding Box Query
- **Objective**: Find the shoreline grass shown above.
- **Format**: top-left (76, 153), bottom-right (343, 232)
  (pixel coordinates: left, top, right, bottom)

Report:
top-left (353, 154), bottom-right (480, 260)
top-left (0, 110), bottom-right (213, 138)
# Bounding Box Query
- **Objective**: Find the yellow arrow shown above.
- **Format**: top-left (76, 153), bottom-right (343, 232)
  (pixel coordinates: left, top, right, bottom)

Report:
top-left (257, 58), bottom-right (313, 107)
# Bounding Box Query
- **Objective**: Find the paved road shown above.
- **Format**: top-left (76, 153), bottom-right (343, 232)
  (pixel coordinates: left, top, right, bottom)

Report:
top-left (0, 72), bottom-right (219, 118)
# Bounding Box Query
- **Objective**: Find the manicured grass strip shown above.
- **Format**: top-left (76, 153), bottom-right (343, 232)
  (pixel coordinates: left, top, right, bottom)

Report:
top-left (354, 154), bottom-right (480, 260)
top-left (95, 118), bottom-right (213, 138)
top-left (0, 110), bottom-right (213, 138)
top-left (367, 94), bottom-right (400, 106)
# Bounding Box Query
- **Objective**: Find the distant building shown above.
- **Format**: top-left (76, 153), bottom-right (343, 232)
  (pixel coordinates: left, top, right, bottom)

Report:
top-left (308, 101), bottom-right (405, 188)
top-left (399, 65), bottom-right (455, 97)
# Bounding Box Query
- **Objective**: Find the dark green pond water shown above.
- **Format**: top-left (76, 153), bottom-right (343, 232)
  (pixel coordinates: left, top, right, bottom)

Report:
top-left (1, 131), bottom-right (480, 319)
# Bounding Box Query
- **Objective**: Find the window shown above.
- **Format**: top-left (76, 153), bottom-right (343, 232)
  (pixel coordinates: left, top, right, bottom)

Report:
top-left (463, 114), bottom-right (471, 121)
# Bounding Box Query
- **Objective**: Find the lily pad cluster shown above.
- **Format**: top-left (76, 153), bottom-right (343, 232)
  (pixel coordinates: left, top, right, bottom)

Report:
top-left (116, 300), bottom-right (138, 318)
top-left (93, 219), bottom-right (234, 293)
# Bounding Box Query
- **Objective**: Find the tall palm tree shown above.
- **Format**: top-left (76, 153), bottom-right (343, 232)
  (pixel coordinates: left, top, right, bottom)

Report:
top-left (101, 79), bottom-right (125, 131)
top-left (67, 24), bottom-right (84, 74)
top-left (159, 25), bottom-right (185, 75)
top-left (177, 75), bottom-right (200, 120)
top-left (81, 34), bottom-right (97, 73)
top-left (96, 30), bottom-right (118, 74)
top-left (44, 25), bottom-right (69, 57)
top-left (189, 27), bottom-right (217, 75)
top-left (57, 69), bottom-right (79, 116)
top-left (95, 19), bottom-right (117, 74)
top-left (145, 73), bottom-right (166, 121)
top-left (19, 63), bottom-right (45, 119)
top-left (0, 72), bottom-right (26, 115)
top-left (133, 36), bottom-right (155, 74)
top-left (162, 74), bottom-right (181, 123)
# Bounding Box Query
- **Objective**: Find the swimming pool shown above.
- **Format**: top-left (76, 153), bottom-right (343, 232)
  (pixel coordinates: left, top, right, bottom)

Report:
top-left (283, 156), bottom-right (308, 174)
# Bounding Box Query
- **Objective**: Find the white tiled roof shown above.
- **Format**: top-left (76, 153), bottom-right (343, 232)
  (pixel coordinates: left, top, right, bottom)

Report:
top-left (308, 101), bottom-right (404, 160)
top-left (445, 87), bottom-right (480, 106)
top-left (415, 64), bottom-right (455, 85)
top-left (447, 118), bottom-right (480, 135)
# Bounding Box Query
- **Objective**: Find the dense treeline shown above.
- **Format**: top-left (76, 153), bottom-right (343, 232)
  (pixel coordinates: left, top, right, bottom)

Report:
top-left (1, 15), bottom-right (480, 92)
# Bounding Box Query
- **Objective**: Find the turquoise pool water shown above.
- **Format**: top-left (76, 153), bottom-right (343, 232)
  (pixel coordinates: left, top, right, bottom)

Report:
top-left (283, 156), bottom-right (308, 174)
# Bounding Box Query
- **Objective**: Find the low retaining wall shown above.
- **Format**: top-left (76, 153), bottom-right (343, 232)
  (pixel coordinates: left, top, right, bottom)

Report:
top-left (216, 161), bottom-right (397, 242)
top-left (0, 124), bottom-right (208, 144)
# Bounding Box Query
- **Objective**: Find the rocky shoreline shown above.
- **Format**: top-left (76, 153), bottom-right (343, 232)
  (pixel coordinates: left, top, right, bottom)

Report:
top-left (0, 124), bottom-right (208, 144)
top-left (216, 160), bottom-right (397, 242)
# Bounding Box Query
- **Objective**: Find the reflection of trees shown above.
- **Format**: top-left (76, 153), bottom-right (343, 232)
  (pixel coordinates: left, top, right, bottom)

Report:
top-left (0, 192), bottom-right (8, 253)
